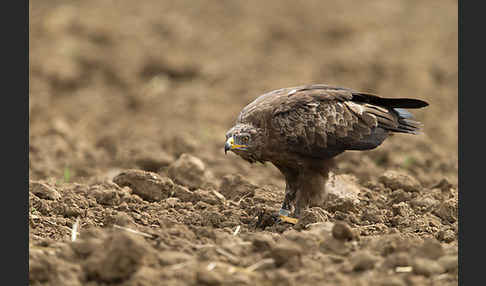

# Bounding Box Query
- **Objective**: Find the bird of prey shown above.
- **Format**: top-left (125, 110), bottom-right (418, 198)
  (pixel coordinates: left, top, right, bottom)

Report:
top-left (224, 84), bottom-right (428, 224)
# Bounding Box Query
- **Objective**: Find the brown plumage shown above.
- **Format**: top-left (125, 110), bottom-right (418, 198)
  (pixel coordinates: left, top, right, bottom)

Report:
top-left (224, 84), bottom-right (428, 221)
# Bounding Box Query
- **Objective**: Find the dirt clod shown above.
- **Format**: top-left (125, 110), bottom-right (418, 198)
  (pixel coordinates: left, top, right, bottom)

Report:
top-left (30, 181), bottom-right (61, 200)
top-left (437, 229), bottom-right (456, 243)
top-left (219, 174), bottom-right (258, 201)
top-left (332, 221), bottom-right (356, 241)
top-left (83, 231), bottom-right (152, 282)
top-left (412, 258), bottom-right (445, 277)
top-left (113, 169), bottom-right (174, 202)
top-left (379, 170), bottom-right (422, 192)
top-left (295, 207), bottom-right (332, 230)
top-left (168, 154), bottom-right (210, 189)
top-left (433, 199), bottom-right (458, 223)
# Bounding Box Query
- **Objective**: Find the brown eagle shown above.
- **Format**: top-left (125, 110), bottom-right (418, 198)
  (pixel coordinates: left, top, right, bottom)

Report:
top-left (224, 84), bottom-right (428, 224)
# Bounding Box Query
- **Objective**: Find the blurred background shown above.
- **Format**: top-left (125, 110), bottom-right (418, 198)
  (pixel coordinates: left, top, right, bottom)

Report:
top-left (29, 0), bottom-right (458, 188)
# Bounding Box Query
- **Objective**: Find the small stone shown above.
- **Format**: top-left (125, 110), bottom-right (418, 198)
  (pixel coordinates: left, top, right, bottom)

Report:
top-left (437, 229), bottom-right (456, 243)
top-left (29, 181), bottom-right (61, 200)
top-left (332, 221), bottom-right (356, 241)
top-left (113, 169), bottom-right (174, 202)
top-left (168, 154), bottom-right (209, 189)
top-left (379, 170), bottom-right (422, 192)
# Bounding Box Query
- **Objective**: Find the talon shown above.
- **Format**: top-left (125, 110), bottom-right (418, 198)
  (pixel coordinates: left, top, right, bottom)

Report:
top-left (278, 208), bottom-right (298, 224)
top-left (278, 215), bottom-right (299, 224)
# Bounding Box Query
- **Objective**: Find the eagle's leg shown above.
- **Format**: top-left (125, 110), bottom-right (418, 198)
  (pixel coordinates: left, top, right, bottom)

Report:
top-left (294, 161), bottom-right (333, 220)
top-left (280, 184), bottom-right (296, 213)
top-left (276, 167), bottom-right (299, 225)
top-left (278, 186), bottom-right (299, 224)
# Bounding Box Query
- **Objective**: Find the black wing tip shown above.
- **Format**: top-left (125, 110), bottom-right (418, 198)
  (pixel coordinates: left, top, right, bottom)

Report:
top-left (352, 92), bottom-right (429, 109)
top-left (407, 99), bottom-right (429, 108)
top-left (378, 97), bottom-right (429, 109)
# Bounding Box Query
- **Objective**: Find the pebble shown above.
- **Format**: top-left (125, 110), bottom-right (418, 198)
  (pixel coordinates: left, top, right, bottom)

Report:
top-left (332, 221), bottom-right (356, 241)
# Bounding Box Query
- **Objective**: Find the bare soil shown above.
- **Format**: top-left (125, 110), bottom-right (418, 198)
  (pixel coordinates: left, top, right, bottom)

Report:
top-left (29, 1), bottom-right (458, 285)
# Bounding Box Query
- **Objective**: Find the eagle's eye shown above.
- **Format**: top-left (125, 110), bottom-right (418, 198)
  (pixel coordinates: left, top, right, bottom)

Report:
top-left (241, 136), bottom-right (249, 144)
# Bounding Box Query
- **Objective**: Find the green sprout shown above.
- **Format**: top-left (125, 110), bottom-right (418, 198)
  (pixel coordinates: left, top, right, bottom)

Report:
top-left (63, 166), bottom-right (72, 183)
top-left (401, 156), bottom-right (417, 169)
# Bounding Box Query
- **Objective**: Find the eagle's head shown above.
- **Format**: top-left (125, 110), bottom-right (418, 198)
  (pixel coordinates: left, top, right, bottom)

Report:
top-left (224, 123), bottom-right (264, 163)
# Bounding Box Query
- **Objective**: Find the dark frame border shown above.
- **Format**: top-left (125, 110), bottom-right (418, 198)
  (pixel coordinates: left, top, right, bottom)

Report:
top-left (1, 0), bottom-right (29, 284)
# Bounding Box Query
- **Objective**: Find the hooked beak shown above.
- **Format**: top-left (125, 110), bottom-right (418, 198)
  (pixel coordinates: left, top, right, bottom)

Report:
top-left (224, 138), bottom-right (232, 154)
top-left (224, 136), bottom-right (247, 154)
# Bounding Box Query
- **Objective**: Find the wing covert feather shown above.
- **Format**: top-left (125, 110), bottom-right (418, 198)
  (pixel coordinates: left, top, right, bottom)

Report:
top-left (269, 87), bottom-right (389, 157)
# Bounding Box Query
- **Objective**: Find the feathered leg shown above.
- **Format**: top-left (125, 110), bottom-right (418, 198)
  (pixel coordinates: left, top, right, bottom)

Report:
top-left (277, 166), bottom-right (299, 224)
top-left (294, 159), bottom-right (333, 219)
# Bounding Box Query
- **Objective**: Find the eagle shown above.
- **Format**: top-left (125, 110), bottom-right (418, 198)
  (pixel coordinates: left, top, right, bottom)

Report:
top-left (224, 84), bottom-right (428, 224)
